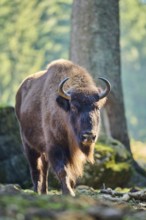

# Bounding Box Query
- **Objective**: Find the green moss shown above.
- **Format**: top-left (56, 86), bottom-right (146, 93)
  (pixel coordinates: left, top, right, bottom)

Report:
top-left (95, 142), bottom-right (114, 154)
top-left (106, 161), bottom-right (130, 172)
top-left (0, 193), bottom-right (94, 215)
top-left (80, 139), bottom-right (132, 188)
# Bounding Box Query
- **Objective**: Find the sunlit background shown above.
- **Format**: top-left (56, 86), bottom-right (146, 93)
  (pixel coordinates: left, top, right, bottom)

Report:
top-left (0, 0), bottom-right (146, 162)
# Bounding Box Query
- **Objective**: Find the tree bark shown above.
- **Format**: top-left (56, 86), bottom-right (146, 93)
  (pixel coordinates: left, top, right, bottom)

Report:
top-left (70, 0), bottom-right (131, 152)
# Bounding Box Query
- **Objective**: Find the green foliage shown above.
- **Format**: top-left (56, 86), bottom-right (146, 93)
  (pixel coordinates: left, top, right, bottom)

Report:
top-left (1, 0), bottom-right (146, 141)
top-left (120, 0), bottom-right (146, 141)
top-left (0, 0), bottom-right (72, 105)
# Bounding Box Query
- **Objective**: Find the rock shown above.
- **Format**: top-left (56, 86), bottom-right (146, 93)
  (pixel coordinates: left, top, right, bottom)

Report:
top-left (88, 206), bottom-right (123, 220)
top-left (80, 135), bottom-right (132, 188)
top-left (0, 106), bottom-right (31, 187)
top-left (0, 184), bottom-right (21, 194)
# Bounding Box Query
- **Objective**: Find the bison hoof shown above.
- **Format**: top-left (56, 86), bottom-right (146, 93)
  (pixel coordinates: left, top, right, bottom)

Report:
top-left (62, 188), bottom-right (75, 197)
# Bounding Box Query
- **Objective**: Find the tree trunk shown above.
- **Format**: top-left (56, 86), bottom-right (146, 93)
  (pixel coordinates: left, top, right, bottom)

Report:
top-left (70, 0), bottom-right (131, 153)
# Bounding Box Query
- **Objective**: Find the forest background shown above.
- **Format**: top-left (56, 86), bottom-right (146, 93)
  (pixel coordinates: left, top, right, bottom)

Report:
top-left (0, 0), bottom-right (146, 146)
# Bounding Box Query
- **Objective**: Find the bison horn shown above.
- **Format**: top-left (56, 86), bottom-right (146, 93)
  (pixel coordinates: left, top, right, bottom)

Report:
top-left (58, 77), bottom-right (71, 100)
top-left (98, 77), bottom-right (111, 99)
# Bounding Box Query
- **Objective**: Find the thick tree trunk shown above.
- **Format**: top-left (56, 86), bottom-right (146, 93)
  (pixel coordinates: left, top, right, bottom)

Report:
top-left (70, 0), bottom-right (131, 152)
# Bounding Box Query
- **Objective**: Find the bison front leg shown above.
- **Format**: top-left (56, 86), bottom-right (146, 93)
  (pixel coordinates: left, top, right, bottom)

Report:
top-left (59, 169), bottom-right (75, 197)
top-left (24, 144), bottom-right (48, 194)
top-left (49, 146), bottom-right (75, 196)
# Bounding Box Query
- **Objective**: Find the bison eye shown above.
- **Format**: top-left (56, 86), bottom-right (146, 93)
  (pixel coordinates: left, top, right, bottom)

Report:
top-left (71, 105), bottom-right (78, 113)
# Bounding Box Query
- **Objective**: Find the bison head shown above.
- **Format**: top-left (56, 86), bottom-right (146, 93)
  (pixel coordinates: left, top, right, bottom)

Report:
top-left (56, 77), bottom-right (111, 153)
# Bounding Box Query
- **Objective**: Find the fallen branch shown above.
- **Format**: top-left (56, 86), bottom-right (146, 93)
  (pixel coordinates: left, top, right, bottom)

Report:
top-left (100, 188), bottom-right (146, 202)
top-left (100, 188), bottom-right (125, 197)
top-left (100, 188), bottom-right (130, 202)
top-left (102, 194), bottom-right (130, 202)
top-left (129, 190), bottom-right (146, 201)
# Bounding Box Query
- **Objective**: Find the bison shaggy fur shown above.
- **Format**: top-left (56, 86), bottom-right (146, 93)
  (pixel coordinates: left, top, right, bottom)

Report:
top-left (15, 59), bottom-right (110, 196)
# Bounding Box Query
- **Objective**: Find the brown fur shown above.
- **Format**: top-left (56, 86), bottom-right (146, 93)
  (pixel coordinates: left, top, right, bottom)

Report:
top-left (15, 59), bottom-right (106, 196)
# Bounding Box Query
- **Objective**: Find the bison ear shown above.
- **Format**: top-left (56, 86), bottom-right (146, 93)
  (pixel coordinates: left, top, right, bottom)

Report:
top-left (98, 97), bottom-right (107, 109)
top-left (56, 96), bottom-right (70, 112)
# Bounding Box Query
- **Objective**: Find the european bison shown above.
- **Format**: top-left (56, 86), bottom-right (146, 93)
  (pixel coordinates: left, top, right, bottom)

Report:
top-left (15, 59), bottom-right (111, 196)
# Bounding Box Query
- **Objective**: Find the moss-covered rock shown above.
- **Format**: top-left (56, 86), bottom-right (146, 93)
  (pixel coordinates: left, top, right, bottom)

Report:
top-left (0, 106), bottom-right (31, 187)
top-left (80, 136), bottom-right (132, 188)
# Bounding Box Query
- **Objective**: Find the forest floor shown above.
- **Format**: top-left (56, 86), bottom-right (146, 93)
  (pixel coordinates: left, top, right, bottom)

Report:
top-left (1, 184), bottom-right (146, 220)
top-left (1, 140), bottom-right (146, 220)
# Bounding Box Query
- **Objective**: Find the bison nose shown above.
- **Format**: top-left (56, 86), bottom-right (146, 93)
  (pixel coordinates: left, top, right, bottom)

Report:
top-left (81, 131), bottom-right (96, 143)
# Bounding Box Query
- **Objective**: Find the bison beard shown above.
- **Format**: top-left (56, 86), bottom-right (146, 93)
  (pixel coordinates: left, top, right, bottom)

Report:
top-left (15, 59), bottom-right (110, 196)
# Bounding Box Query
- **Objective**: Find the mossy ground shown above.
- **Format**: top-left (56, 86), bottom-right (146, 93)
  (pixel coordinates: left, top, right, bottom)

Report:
top-left (0, 184), bottom-right (146, 220)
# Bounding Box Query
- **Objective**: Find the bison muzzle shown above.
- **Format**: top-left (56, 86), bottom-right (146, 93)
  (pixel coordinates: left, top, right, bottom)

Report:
top-left (15, 59), bottom-right (111, 196)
